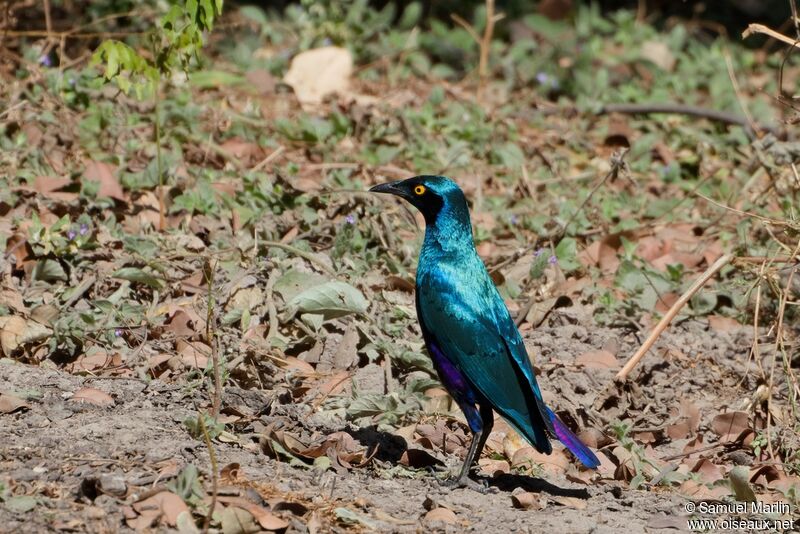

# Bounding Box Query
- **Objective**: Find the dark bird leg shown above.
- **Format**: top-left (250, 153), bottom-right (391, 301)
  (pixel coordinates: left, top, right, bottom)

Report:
top-left (444, 401), bottom-right (495, 491)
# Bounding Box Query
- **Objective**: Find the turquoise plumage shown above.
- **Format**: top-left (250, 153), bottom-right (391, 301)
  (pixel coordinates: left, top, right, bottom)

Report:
top-left (371, 175), bottom-right (599, 488)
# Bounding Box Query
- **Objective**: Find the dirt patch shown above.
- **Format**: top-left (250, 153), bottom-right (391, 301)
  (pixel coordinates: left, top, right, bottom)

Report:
top-left (2, 319), bottom-right (783, 533)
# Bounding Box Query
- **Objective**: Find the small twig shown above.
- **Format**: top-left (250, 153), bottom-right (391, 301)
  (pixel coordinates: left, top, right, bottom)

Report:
top-left (204, 260), bottom-right (222, 418)
top-left (478, 0), bottom-right (500, 99)
top-left (597, 103), bottom-right (776, 138)
top-left (661, 443), bottom-right (727, 462)
top-left (251, 145), bottom-right (285, 173)
top-left (694, 192), bottom-right (791, 226)
top-left (616, 253), bottom-right (734, 381)
top-left (198, 413), bottom-right (219, 534)
top-left (451, 0), bottom-right (504, 102)
top-left (450, 14), bottom-right (482, 44)
top-left (556, 147), bottom-right (629, 245)
top-left (63, 275), bottom-right (96, 307)
top-left (722, 46), bottom-right (759, 137)
top-left (43, 0), bottom-right (53, 37)
top-left (743, 23), bottom-right (798, 47)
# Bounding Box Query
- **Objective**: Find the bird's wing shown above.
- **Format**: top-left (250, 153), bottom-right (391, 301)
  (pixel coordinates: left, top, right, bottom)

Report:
top-left (416, 264), bottom-right (554, 452)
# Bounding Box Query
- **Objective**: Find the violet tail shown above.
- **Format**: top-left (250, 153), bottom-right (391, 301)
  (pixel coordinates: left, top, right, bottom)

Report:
top-left (546, 407), bottom-right (600, 469)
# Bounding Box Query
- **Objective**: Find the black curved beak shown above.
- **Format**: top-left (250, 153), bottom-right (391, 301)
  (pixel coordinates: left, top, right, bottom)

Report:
top-left (369, 180), bottom-right (410, 199)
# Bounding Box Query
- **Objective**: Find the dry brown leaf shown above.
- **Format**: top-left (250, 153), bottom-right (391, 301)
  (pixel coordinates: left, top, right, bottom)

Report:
top-left (708, 315), bottom-right (741, 332)
top-left (651, 252), bottom-right (704, 271)
top-left (0, 315), bottom-right (27, 356)
top-left (177, 341), bottom-right (211, 369)
top-left (84, 161), bottom-right (125, 201)
top-left (512, 446), bottom-right (570, 474)
top-left (578, 239), bottom-right (619, 272)
top-left (132, 491), bottom-right (189, 527)
top-left (682, 434), bottom-right (704, 454)
top-left (331, 324), bottom-right (359, 370)
top-left (710, 411), bottom-right (750, 441)
top-left (604, 113), bottom-right (634, 147)
top-left (640, 40), bottom-right (676, 71)
top-left (317, 370), bottom-right (351, 397)
top-left (33, 176), bottom-right (72, 194)
top-left (220, 463), bottom-right (240, 482)
top-left (424, 507), bottom-right (457, 524)
top-left (577, 427), bottom-right (609, 449)
top-left (478, 458), bottom-right (510, 477)
top-left (691, 458), bottom-right (724, 484)
top-left (666, 421), bottom-right (690, 440)
top-left (0, 392), bottom-right (29, 413)
top-left (575, 350), bottom-right (618, 369)
top-left (165, 310), bottom-right (197, 339)
top-left (385, 275), bottom-right (415, 292)
top-left (216, 497), bottom-right (289, 531)
top-left (679, 479), bottom-right (731, 500)
top-left (70, 387), bottom-right (114, 406)
top-left (524, 297), bottom-right (559, 328)
top-left (220, 138), bottom-right (265, 166)
top-left (283, 356), bottom-right (315, 373)
top-left (511, 491), bottom-right (546, 510)
top-left (69, 350), bottom-right (123, 374)
top-left (749, 465), bottom-right (788, 490)
top-left (284, 47), bottom-right (353, 106)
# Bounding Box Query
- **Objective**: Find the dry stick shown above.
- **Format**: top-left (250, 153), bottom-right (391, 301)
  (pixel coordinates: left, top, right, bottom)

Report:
top-left (694, 191), bottom-right (790, 226)
top-left (205, 260), bottom-right (222, 418)
top-left (478, 0), bottom-right (501, 101)
top-left (198, 413), bottom-right (219, 534)
top-left (451, 0), bottom-right (504, 102)
top-left (743, 23), bottom-right (798, 47)
top-left (251, 145), bottom-right (285, 173)
top-left (723, 46), bottom-right (759, 136)
top-left (597, 103), bottom-right (776, 138)
top-left (43, 0), bottom-right (52, 36)
top-left (616, 253), bottom-right (734, 381)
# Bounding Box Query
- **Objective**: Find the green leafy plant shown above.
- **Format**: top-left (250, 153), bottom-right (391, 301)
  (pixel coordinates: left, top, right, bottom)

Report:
top-left (91, 0), bottom-right (224, 229)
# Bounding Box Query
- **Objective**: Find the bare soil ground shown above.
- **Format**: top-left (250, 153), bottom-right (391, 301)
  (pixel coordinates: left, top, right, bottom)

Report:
top-left (2, 314), bottom-right (773, 533)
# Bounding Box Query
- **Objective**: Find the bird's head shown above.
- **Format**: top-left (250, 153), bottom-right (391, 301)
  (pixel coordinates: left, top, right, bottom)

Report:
top-left (369, 175), bottom-right (468, 227)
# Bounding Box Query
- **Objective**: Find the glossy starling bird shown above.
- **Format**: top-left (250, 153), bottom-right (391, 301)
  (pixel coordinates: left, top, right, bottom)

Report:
top-left (370, 175), bottom-right (599, 488)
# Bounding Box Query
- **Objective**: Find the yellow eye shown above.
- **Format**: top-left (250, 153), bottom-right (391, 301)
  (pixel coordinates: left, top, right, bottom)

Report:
top-left (414, 185), bottom-right (426, 196)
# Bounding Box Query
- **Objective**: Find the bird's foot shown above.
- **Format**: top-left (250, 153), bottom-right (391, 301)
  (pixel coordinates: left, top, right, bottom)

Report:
top-left (438, 475), bottom-right (491, 494)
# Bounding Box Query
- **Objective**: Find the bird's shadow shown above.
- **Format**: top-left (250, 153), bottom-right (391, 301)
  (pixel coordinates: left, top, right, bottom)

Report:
top-left (485, 472), bottom-right (591, 499)
top-left (347, 426), bottom-right (591, 499)
top-left (347, 426), bottom-right (411, 463)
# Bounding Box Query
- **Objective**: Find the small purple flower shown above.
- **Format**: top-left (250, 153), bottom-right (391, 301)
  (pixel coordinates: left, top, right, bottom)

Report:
top-left (114, 328), bottom-right (123, 337)
top-left (39, 54), bottom-right (53, 68)
top-left (548, 255), bottom-right (558, 265)
top-left (345, 214), bottom-right (356, 225)
top-left (69, 77), bottom-right (76, 86)
top-left (321, 37), bottom-right (333, 46)
top-left (67, 229), bottom-right (77, 240)
top-left (509, 214), bottom-right (518, 225)
top-left (534, 248), bottom-right (545, 257)
top-left (79, 224), bottom-right (89, 236)
top-left (535, 72), bottom-right (550, 85)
